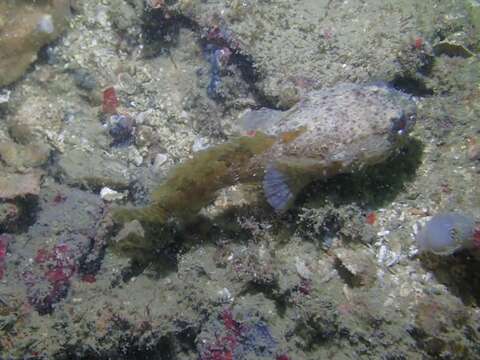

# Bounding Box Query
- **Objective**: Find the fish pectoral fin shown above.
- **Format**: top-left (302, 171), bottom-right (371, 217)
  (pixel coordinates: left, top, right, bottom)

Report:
top-left (263, 166), bottom-right (294, 212)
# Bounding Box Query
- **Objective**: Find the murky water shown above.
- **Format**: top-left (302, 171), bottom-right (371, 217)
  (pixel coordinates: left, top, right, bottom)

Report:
top-left (0, 1), bottom-right (479, 359)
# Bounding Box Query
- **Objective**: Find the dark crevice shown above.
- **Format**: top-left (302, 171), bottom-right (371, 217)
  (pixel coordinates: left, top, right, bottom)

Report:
top-left (391, 75), bottom-right (434, 97)
top-left (141, 9), bottom-right (199, 58)
top-left (141, 8), bottom-right (276, 109)
top-left (296, 139), bottom-right (423, 209)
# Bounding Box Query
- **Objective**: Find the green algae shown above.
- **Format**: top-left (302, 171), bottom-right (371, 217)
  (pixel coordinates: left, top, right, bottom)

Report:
top-left (112, 132), bottom-right (276, 227)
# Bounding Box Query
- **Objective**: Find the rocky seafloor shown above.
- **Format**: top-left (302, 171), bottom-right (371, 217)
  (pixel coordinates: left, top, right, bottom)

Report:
top-left (0, 0), bottom-right (480, 359)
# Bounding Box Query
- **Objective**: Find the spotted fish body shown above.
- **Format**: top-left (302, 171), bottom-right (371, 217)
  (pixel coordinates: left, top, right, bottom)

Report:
top-left (113, 83), bottom-right (416, 229)
top-left (246, 83), bottom-right (417, 210)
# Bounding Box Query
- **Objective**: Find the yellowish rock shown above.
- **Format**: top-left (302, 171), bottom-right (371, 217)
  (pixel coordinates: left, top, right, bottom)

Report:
top-left (0, 171), bottom-right (43, 199)
top-left (0, 0), bottom-right (70, 86)
top-left (0, 140), bottom-right (50, 170)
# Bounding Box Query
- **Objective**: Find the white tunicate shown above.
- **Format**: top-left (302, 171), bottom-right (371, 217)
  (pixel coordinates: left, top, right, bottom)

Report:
top-left (415, 212), bottom-right (477, 255)
top-left (37, 14), bottom-right (55, 34)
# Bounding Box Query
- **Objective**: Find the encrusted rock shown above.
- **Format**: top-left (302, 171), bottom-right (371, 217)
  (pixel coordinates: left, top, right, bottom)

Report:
top-left (0, 171), bottom-right (42, 200)
top-left (0, 140), bottom-right (50, 170)
top-left (0, 0), bottom-right (70, 86)
top-left (56, 149), bottom-right (130, 190)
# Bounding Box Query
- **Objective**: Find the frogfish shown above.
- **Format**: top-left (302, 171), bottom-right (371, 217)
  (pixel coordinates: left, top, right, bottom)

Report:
top-left (112, 83), bottom-right (416, 249)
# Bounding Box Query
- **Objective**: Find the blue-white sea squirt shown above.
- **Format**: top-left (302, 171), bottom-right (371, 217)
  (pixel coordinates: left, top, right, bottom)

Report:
top-left (415, 212), bottom-right (480, 256)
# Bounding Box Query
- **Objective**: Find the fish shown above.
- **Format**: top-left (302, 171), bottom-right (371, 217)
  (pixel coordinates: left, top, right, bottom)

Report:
top-left (112, 82), bottom-right (416, 232)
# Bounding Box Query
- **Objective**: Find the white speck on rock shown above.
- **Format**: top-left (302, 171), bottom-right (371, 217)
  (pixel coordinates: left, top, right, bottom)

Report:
top-left (216, 287), bottom-right (234, 303)
top-left (192, 137), bottom-right (210, 152)
top-left (0, 90), bottom-right (10, 104)
top-left (295, 256), bottom-right (313, 279)
top-left (152, 153), bottom-right (168, 172)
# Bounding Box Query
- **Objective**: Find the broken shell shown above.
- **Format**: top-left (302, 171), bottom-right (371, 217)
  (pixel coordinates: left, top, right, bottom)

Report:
top-left (100, 187), bottom-right (125, 202)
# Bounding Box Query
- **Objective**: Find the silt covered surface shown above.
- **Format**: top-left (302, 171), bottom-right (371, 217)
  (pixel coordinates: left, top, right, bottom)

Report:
top-left (0, 0), bottom-right (479, 359)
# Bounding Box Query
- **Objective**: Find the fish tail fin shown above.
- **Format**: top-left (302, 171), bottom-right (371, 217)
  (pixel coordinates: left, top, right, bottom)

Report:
top-left (263, 166), bottom-right (294, 211)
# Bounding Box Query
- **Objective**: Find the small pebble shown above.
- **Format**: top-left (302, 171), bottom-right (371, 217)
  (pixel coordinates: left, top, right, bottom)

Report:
top-left (0, 90), bottom-right (10, 104)
top-left (100, 187), bottom-right (125, 202)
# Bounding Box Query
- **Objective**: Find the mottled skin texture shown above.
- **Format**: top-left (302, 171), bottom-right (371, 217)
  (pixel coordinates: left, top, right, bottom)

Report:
top-left (112, 83), bottom-right (416, 255)
top-left (257, 83), bottom-right (416, 196)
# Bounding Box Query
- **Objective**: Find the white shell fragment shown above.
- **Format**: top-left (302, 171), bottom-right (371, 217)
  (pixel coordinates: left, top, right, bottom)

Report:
top-left (100, 187), bottom-right (126, 202)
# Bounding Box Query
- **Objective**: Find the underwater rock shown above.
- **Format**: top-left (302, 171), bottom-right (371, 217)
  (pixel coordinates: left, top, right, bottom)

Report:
top-left (332, 247), bottom-right (377, 287)
top-left (0, 0), bottom-right (70, 86)
top-left (0, 140), bottom-right (50, 170)
top-left (412, 294), bottom-right (471, 357)
top-left (160, 0), bottom-right (440, 107)
top-left (198, 307), bottom-right (283, 360)
top-left (57, 148), bottom-right (130, 190)
top-left (24, 242), bottom-right (80, 315)
top-left (0, 171), bottom-right (42, 200)
top-left (415, 212), bottom-right (479, 255)
top-left (18, 185), bottom-right (106, 314)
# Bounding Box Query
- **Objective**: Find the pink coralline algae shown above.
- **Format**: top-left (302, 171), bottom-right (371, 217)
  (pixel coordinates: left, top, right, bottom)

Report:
top-left (23, 243), bottom-right (77, 314)
top-left (199, 307), bottom-right (286, 360)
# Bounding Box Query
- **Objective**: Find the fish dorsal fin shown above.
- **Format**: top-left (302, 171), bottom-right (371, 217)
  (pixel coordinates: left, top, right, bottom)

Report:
top-left (263, 166), bottom-right (294, 211)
